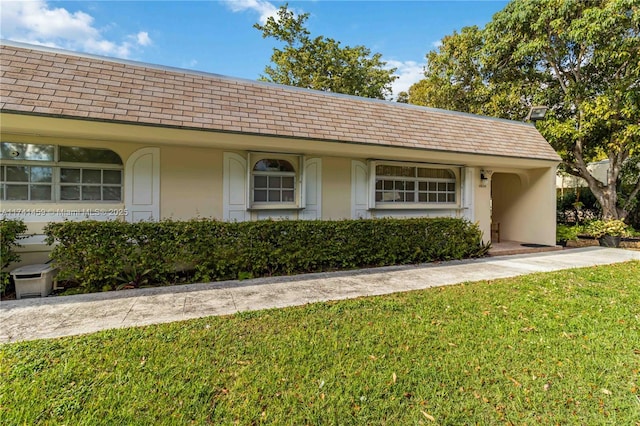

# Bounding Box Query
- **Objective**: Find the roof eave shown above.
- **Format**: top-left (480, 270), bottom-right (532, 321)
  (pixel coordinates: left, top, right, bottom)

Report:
top-left (0, 109), bottom-right (563, 164)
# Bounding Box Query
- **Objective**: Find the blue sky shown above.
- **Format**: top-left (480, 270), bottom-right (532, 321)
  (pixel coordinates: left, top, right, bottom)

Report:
top-left (1, 0), bottom-right (508, 97)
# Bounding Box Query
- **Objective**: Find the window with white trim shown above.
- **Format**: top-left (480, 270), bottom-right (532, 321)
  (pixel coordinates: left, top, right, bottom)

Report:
top-left (374, 164), bottom-right (457, 205)
top-left (0, 142), bottom-right (123, 202)
top-left (251, 158), bottom-right (297, 206)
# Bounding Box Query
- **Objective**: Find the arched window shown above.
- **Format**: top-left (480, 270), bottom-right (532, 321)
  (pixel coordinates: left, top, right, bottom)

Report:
top-left (252, 158), bottom-right (296, 204)
top-left (0, 142), bottom-right (123, 202)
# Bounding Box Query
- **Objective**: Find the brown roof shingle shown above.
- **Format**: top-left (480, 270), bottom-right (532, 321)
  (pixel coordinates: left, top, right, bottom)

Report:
top-left (1, 42), bottom-right (560, 161)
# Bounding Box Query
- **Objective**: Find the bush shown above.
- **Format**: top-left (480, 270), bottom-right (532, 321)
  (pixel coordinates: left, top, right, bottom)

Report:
top-left (556, 224), bottom-right (580, 244)
top-left (1, 218), bottom-right (28, 294)
top-left (45, 218), bottom-right (490, 292)
top-left (585, 219), bottom-right (629, 238)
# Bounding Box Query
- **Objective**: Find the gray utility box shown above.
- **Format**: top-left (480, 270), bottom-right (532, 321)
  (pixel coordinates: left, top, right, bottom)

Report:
top-left (11, 264), bottom-right (57, 299)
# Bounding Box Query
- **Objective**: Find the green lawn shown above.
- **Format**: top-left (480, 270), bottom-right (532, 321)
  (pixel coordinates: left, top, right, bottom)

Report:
top-left (2, 262), bottom-right (639, 425)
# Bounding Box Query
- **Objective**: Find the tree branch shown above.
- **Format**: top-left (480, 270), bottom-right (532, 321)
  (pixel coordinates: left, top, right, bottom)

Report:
top-left (571, 43), bottom-right (585, 83)
top-left (551, 62), bottom-right (569, 94)
top-left (542, 24), bottom-right (569, 92)
top-left (613, 58), bottom-right (630, 81)
top-left (573, 136), bottom-right (604, 191)
top-left (562, 161), bottom-right (583, 178)
top-left (607, 140), bottom-right (625, 187)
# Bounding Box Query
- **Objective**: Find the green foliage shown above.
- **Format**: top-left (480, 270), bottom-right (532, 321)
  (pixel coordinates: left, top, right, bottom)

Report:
top-left (627, 203), bottom-right (640, 232)
top-left (585, 219), bottom-right (629, 238)
top-left (408, 0), bottom-right (640, 220)
top-left (0, 218), bottom-right (27, 268)
top-left (408, 25), bottom-right (502, 116)
top-left (0, 218), bottom-right (28, 294)
top-left (44, 220), bottom-right (194, 292)
top-left (555, 224), bottom-right (580, 243)
top-left (254, 5), bottom-right (397, 99)
top-left (2, 262), bottom-right (639, 424)
top-left (628, 226), bottom-right (640, 237)
top-left (556, 187), bottom-right (600, 224)
top-left (44, 218), bottom-right (488, 292)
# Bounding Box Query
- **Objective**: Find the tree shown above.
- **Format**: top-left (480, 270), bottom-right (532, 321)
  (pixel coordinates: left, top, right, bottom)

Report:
top-left (408, 0), bottom-right (640, 221)
top-left (408, 26), bottom-right (491, 114)
top-left (255, 5), bottom-right (397, 99)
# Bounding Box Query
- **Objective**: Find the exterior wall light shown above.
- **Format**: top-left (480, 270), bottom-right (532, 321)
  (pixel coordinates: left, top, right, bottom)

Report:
top-left (526, 105), bottom-right (548, 122)
top-left (480, 169), bottom-right (493, 187)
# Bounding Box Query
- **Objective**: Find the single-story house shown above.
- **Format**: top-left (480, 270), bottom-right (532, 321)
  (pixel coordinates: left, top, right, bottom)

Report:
top-left (1, 41), bottom-right (561, 266)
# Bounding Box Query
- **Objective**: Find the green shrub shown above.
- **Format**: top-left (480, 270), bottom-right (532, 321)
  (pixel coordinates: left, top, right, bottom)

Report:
top-left (44, 220), bottom-right (184, 291)
top-left (585, 219), bottom-right (629, 238)
top-left (1, 218), bottom-right (28, 294)
top-left (556, 224), bottom-right (580, 243)
top-left (45, 218), bottom-right (490, 292)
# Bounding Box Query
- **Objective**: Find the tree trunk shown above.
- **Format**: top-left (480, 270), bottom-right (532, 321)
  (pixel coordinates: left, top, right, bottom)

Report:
top-left (590, 184), bottom-right (621, 220)
top-left (570, 137), bottom-right (626, 221)
top-left (573, 163), bottom-right (625, 221)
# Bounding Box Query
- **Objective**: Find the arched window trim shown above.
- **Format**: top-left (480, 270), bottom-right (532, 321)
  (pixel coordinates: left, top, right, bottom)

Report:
top-left (248, 153), bottom-right (301, 209)
top-left (253, 159), bottom-right (295, 173)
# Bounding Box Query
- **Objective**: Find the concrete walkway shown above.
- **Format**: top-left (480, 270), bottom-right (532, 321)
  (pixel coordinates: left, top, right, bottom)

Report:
top-left (2, 247), bottom-right (639, 344)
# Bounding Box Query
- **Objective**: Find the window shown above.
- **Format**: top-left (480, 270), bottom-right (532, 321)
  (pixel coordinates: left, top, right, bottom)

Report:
top-left (1, 165), bottom-right (53, 201)
top-left (0, 142), bottom-right (123, 202)
top-left (374, 164), bottom-right (457, 205)
top-left (251, 158), bottom-right (297, 206)
top-left (60, 168), bottom-right (122, 201)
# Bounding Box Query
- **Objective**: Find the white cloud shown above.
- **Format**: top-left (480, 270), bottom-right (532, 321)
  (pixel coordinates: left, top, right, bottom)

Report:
top-left (220, 0), bottom-right (279, 24)
top-left (386, 59), bottom-right (426, 99)
top-left (135, 31), bottom-right (152, 47)
top-left (432, 40), bottom-right (443, 49)
top-left (0, 0), bottom-right (152, 57)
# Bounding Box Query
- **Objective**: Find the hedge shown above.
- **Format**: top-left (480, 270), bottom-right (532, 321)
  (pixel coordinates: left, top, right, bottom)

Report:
top-left (1, 218), bottom-right (28, 294)
top-left (44, 218), bottom-right (490, 292)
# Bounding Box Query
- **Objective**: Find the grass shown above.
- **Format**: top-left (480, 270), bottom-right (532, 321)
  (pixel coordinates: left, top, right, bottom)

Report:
top-left (2, 262), bottom-right (640, 425)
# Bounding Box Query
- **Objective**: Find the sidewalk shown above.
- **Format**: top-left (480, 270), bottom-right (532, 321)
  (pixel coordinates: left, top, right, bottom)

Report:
top-left (2, 247), bottom-right (639, 344)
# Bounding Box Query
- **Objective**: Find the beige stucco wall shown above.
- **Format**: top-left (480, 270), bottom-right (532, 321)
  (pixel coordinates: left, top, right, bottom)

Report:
top-left (492, 168), bottom-right (556, 246)
top-left (473, 168), bottom-right (492, 243)
top-left (492, 173), bottom-right (522, 240)
top-left (160, 146), bottom-right (223, 220)
top-left (322, 157), bottom-right (352, 220)
top-left (2, 112), bottom-right (560, 269)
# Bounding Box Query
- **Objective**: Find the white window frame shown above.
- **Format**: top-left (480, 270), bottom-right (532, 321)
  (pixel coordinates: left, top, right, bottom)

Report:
top-left (0, 143), bottom-right (123, 203)
top-left (247, 153), bottom-right (303, 210)
top-left (58, 166), bottom-right (123, 202)
top-left (369, 161), bottom-right (461, 210)
top-left (0, 164), bottom-right (54, 201)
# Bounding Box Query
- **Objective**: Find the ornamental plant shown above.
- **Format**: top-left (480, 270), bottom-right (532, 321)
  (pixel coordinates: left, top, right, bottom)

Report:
top-left (45, 218), bottom-right (491, 293)
top-left (0, 218), bottom-right (28, 294)
top-left (555, 224), bottom-right (580, 243)
top-left (586, 219), bottom-right (629, 239)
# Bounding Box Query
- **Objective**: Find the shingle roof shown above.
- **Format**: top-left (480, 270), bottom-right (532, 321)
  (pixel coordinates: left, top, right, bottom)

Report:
top-left (1, 41), bottom-right (560, 161)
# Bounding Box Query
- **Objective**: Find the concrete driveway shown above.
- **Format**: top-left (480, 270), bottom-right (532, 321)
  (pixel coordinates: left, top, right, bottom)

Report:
top-left (1, 247), bottom-right (639, 344)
